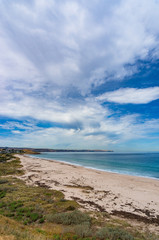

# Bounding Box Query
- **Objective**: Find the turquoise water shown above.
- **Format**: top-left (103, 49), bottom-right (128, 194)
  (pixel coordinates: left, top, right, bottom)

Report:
top-left (30, 152), bottom-right (159, 179)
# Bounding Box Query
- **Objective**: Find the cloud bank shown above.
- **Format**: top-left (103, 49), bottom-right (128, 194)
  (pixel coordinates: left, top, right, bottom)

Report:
top-left (0, 0), bottom-right (159, 150)
top-left (97, 87), bottom-right (159, 104)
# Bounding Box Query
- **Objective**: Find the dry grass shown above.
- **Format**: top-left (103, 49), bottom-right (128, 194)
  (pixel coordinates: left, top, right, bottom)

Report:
top-left (0, 215), bottom-right (49, 240)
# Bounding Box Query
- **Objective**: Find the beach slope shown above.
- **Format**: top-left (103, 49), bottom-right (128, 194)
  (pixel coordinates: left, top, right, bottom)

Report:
top-left (18, 154), bottom-right (159, 227)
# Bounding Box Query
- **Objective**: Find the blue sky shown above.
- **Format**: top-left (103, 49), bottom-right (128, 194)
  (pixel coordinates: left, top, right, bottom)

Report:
top-left (0, 0), bottom-right (159, 151)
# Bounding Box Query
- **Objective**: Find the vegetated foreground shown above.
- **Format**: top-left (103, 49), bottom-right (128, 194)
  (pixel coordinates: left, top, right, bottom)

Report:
top-left (0, 153), bottom-right (158, 240)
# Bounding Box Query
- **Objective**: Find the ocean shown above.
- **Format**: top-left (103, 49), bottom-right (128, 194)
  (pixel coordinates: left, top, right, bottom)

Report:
top-left (29, 152), bottom-right (159, 179)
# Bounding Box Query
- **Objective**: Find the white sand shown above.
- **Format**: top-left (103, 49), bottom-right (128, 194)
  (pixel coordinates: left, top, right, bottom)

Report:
top-left (18, 154), bottom-right (159, 226)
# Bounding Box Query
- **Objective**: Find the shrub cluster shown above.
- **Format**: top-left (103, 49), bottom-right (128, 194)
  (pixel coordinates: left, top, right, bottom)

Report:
top-left (46, 210), bottom-right (91, 225)
top-left (95, 227), bottom-right (134, 240)
top-left (74, 223), bottom-right (92, 238)
top-left (0, 153), bottom-right (12, 162)
top-left (0, 154), bottom-right (24, 176)
top-left (0, 179), bottom-right (9, 184)
top-left (0, 200), bottom-right (44, 224)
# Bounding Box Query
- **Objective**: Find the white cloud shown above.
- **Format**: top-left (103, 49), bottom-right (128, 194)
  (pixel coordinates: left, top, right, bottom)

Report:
top-left (0, 121), bottom-right (39, 131)
top-left (0, 114), bottom-right (159, 149)
top-left (0, 0), bottom-right (159, 148)
top-left (97, 87), bottom-right (159, 104)
top-left (0, 94), bottom-right (110, 129)
top-left (0, 0), bottom-right (159, 96)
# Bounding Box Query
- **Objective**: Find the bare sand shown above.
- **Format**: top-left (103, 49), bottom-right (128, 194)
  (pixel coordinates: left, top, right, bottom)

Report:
top-left (18, 154), bottom-right (159, 230)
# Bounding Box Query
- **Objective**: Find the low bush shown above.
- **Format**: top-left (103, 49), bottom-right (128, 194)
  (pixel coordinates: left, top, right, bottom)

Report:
top-left (0, 155), bottom-right (7, 163)
top-left (74, 222), bottom-right (91, 238)
top-left (39, 217), bottom-right (45, 223)
top-left (0, 153), bottom-right (14, 162)
top-left (0, 202), bottom-right (6, 208)
top-left (8, 201), bottom-right (24, 211)
top-left (95, 227), bottom-right (134, 240)
top-left (65, 205), bottom-right (76, 211)
top-left (0, 179), bottom-right (8, 184)
top-left (29, 212), bottom-right (41, 222)
top-left (0, 189), bottom-right (6, 198)
top-left (47, 210), bottom-right (91, 225)
top-left (0, 199), bottom-right (44, 224)
top-left (53, 233), bottom-right (63, 240)
top-left (0, 155), bottom-right (24, 176)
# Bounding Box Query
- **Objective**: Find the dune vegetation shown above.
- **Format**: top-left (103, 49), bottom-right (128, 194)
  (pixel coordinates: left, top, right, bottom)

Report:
top-left (0, 153), bottom-right (158, 240)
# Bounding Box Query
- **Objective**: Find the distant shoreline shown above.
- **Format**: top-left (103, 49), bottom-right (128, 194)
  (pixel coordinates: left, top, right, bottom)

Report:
top-left (0, 147), bottom-right (113, 153)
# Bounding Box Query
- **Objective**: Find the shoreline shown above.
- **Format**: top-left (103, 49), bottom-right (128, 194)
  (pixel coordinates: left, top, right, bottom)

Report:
top-left (28, 154), bottom-right (159, 181)
top-left (18, 154), bottom-right (159, 232)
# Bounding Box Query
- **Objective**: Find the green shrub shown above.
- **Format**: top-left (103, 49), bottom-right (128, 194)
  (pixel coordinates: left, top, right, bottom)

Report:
top-left (0, 202), bottom-right (6, 208)
top-left (0, 153), bottom-right (14, 162)
top-left (74, 222), bottom-right (91, 238)
top-left (60, 198), bottom-right (67, 202)
top-left (16, 207), bottom-right (29, 214)
top-left (47, 210), bottom-right (91, 225)
top-left (8, 201), bottom-right (23, 211)
top-left (0, 186), bottom-right (15, 193)
top-left (95, 227), bottom-right (134, 240)
top-left (53, 233), bottom-right (62, 240)
top-left (65, 205), bottom-right (76, 211)
top-left (72, 235), bottom-right (78, 240)
top-left (6, 213), bottom-right (15, 217)
top-left (0, 179), bottom-right (8, 184)
top-left (0, 189), bottom-right (6, 198)
top-left (30, 212), bottom-right (41, 222)
top-left (39, 217), bottom-right (45, 223)
top-left (0, 156), bottom-right (7, 162)
top-left (25, 211), bottom-right (42, 222)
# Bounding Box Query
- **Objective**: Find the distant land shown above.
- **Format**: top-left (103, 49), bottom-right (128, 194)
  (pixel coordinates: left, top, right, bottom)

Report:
top-left (0, 147), bottom-right (113, 154)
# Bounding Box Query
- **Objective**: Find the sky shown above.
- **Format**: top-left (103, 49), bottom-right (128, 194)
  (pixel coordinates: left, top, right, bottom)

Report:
top-left (0, 0), bottom-right (159, 152)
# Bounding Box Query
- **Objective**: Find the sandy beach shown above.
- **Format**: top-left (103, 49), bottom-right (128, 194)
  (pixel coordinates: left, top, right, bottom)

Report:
top-left (18, 154), bottom-right (159, 230)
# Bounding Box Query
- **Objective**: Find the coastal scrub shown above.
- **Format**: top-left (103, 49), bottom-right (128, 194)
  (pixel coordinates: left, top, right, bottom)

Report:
top-left (0, 153), bottom-right (158, 240)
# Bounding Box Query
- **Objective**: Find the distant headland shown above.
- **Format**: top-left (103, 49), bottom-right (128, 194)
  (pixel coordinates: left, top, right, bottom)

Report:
top-left (0, 147), bottom-right (113, 154)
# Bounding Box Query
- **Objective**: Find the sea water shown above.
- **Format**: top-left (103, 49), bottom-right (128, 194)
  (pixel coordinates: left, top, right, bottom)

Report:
top-left (29, 152), bottom-right (159, 179)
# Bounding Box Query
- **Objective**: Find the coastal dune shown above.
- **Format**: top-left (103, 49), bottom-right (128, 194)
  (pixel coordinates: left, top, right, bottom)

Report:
top-left (18, 154), bottom-right (159, 229)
